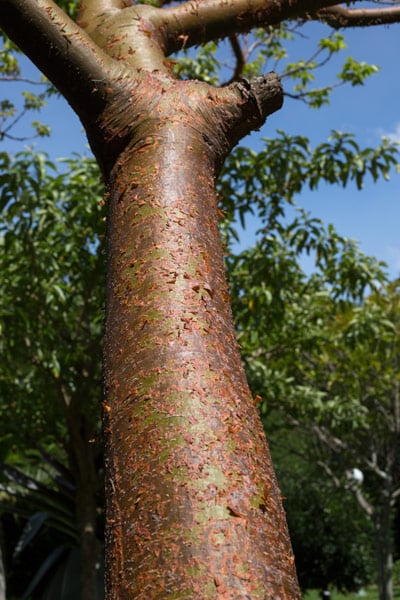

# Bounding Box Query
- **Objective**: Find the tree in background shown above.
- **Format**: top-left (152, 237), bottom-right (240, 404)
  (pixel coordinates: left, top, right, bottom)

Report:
top-left (0, 35), bottom-right (50, 144)
top-left (273, 437), bottom-right (375, 594)
top-left (0, 152), bottom-right (105, 598)
top-left (300, 281), bottom-right (400, 600)
top-left (231, 222), bottom-right (400, 599)
top-left (1, 0), bottom-right (400, 598)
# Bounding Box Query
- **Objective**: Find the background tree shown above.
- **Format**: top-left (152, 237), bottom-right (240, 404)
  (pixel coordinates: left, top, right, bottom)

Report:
top-left (231, 220), bottom-right (400, 599)
top-left (0, 151), bottom-right (105, 598)
top-left (0, 33), bottom-right (50, 143)
top-left (1, 1), bottom-right (400, 598)
top-left (272, 436), bottom-right (375, 594)
top-left (297, 281), bottom-right (400, 600)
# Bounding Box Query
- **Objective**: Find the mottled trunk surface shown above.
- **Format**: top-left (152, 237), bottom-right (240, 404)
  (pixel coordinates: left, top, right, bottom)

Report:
top-left (101, 75), bottom-right (298, 598)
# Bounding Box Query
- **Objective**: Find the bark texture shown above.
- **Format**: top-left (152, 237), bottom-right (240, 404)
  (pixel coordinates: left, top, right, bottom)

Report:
top-left (98, 71), bottom-right (299, 598)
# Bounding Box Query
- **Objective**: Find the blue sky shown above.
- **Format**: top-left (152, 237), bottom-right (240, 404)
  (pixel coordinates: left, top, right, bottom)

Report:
top-left (2, 19), bottom-right (400, 278)
top-left (275, 22), bottom-right (400, 279)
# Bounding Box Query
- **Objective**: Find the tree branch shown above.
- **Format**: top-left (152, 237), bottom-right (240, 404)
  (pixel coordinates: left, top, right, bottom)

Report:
top-left (226, 35), bottom-right (246, 84)
top-left (317, 459), bottom-right (375, 516)
top-left (0, 0), bottom-right (117, 121)
top-left (315, 4), bottom-right (400, 28)
top-left (193, 71), bottom-right (283, 167)
top-left (311, 423), bottom-right (350, 454)
top-left (364, 451), bottom-right (391, 481)
top-left (317, 459), bottom-right (343, 488)
top-left (77, 0), bottom-right (125, 26)
top-left (224, 72), bottom-right (283, 150)
top-left (354, 485), bottom-right (374, 516)
top-left (155, 0), bottom-right (342, 54)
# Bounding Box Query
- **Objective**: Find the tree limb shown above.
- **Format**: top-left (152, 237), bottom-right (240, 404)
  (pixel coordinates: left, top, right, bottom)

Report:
top-left (315, 4), bottom-right (400, 28)
top-left (354, 485), bottom-right (374, 516)
top-left (311, 423), bottom-right (350, 454)
top-left (156, 0), bottom-right (342, 54)
top-left (364, 451), bottom-right (390, 481)
top-left (226, 35), bottom-right (246, 84)
top-left (0, 0), bottom-right (117, 120)
top-left (317, 459), bottom-right (343, 488)
top-left (392, 487), bottom-right (400, 502)
top-left (197, 71), bottom-right (283, 164)
top-left (77, 0), bottom-right (125, 26)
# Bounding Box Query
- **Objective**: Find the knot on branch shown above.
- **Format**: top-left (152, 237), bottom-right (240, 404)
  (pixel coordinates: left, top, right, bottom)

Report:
top-left (237, 72), bottom-right (283, 123)
top-left (222, 71), bottom-right (283, 153)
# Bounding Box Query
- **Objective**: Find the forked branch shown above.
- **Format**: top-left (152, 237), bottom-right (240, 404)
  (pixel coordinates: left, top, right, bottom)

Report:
top-left (157, 0), bottom-right (343, 54)
top-left (315, 3), bottom-right (400, 28)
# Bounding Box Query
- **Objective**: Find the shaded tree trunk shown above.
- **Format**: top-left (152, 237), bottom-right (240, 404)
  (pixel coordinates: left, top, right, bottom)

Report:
top-left (76, 463), bottom-right (101, 600)
top-left (0, 522), bottom-right (6, 600)
top-left (374, 504), bottom-right (394, 600)
top-left (62, 386), bottom-right (101, 600)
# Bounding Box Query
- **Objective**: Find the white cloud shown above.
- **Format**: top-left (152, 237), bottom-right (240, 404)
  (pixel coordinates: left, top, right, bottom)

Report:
top-left (386, 246), bottom-right (400, 274)
top-left (378, 122), bottom-right (400, 144)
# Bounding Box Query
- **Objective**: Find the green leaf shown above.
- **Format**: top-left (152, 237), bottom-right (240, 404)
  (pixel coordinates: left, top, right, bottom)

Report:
top-left (338, 57), bottom-right (379, 86)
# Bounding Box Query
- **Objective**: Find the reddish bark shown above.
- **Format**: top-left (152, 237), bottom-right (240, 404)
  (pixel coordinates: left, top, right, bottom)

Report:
top-left (97, 71), bottom-right (299, 598)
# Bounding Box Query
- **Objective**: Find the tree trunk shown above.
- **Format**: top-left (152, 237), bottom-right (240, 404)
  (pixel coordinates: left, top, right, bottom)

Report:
top-left (63, 390), bottom-right (101, 600)
top-left (99, 73), bottom-right (299, 598)
top-left (75, 458), bottom-right (101, 600)
top-left (374, 505), bottom-right (394, 600)
top-left (0, 522), bottom-right (6, 600)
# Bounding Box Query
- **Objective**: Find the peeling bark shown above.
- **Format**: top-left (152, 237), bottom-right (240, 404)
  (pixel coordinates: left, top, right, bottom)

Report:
top-left (98, 72), bottom-right (299, 598)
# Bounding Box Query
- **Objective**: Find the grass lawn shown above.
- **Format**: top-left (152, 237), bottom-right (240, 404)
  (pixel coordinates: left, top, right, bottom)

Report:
top-left (304, 588), bottom-right (400, 599)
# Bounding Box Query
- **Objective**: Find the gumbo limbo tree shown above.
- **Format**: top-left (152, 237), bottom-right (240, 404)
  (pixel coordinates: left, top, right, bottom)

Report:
top-left (1, 1), bottom-right (400, 598)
